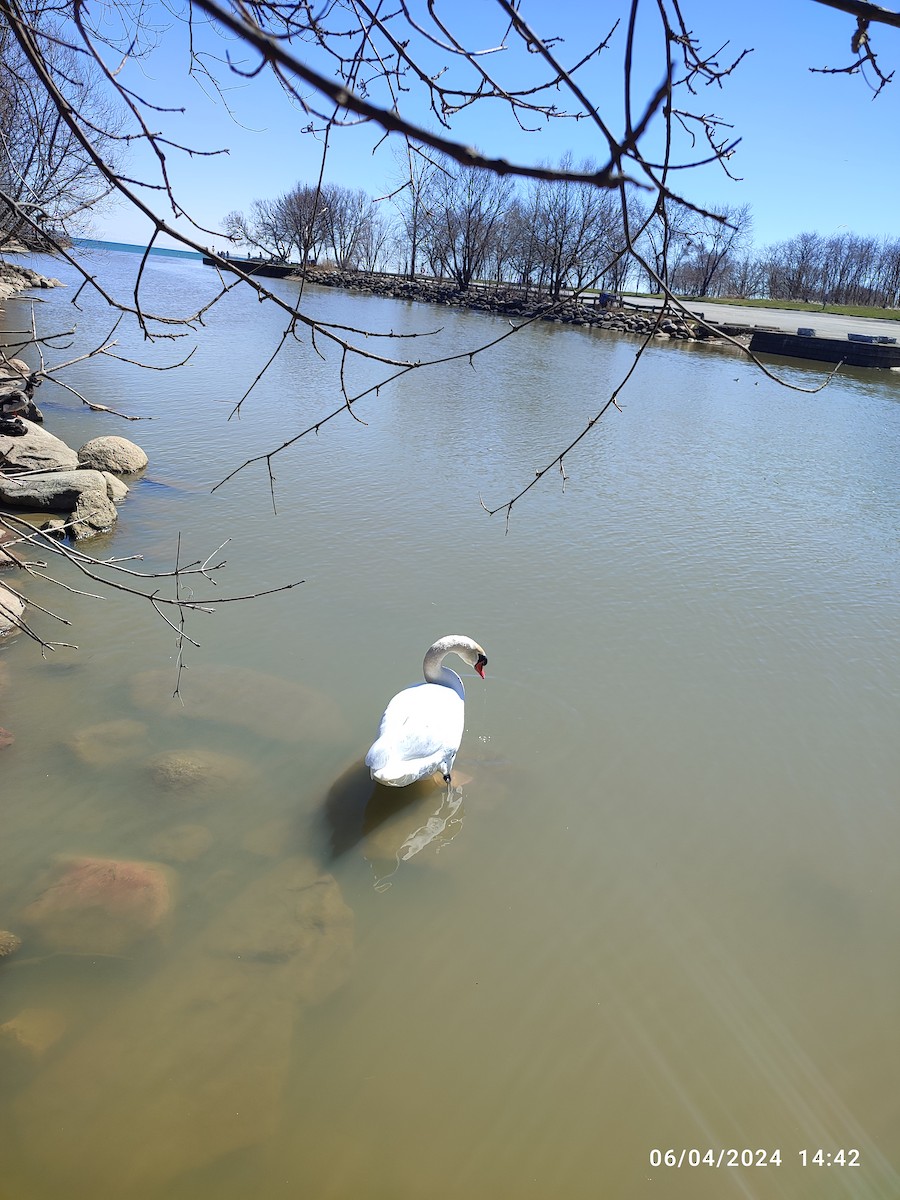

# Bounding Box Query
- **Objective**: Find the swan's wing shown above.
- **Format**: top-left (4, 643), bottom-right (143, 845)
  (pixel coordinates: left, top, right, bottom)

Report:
top-left (366, 682), bottom-right (464, 773)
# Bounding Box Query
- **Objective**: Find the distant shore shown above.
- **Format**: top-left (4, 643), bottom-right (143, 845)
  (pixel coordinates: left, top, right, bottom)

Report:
top-left (0, 255), bottom-right (62, 305)
top-left (265, 264), bottom-right (719, 346)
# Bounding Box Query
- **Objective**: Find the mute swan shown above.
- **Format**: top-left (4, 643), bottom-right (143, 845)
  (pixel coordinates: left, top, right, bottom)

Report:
top-left (365, 635), bottom-right (488, 787)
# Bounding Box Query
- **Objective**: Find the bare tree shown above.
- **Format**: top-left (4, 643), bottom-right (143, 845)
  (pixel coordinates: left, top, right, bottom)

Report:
top-left (634, 199), bottom-right (697, 294)
top-left (871, 236), bottom-right (900, 308)
top-left (765, 232), bottom-right (825, 302)
top-left (528, 158), bottom-right (623, 297)
top-left (0, 0), bottom-right (896, 539)
top-left (0, 0), bottom-right (121, 248)
top-left (672, 204), bottom-right (753, 296)
top-left (422, 162), bottom-right (514, 290)
top-left (222, 197), bottom-right (293, 260)
top-left (354, 205), bottom-right (391, 273)
top-left (388, 144), bottom-right (441, 279)
top-left (723, 252), bottom-right (766, 299)
top-left (504, 194), bottom-right (545, 295)
top-left (319, 184), bottom-right (379, 269)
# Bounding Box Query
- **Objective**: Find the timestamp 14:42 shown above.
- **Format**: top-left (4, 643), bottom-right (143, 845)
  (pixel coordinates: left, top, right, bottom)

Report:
top-left (799, 1149), bottom-right (860, 1167)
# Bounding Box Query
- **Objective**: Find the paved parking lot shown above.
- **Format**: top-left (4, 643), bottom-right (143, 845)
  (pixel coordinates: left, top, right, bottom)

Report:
top-left (626, 298), bottom-right (900, 342)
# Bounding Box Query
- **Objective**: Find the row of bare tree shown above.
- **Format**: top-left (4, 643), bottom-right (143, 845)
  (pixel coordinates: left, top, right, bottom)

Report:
top-left (222, 155), bottom-right (626, 296)
top-left (223, 168), bottom-right (900, 310)
top-left (658, 210), bottom-right (900, 308)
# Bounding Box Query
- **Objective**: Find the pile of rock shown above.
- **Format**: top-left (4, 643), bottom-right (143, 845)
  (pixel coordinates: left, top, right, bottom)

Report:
top-left (0, 427), bottom-right (148, 548)
top-left (0, 418), bottom-right (149, 639)
top-left (0, 259), bottom-right (62, 305)
top-left (297, 266), bottom-right (714, 342)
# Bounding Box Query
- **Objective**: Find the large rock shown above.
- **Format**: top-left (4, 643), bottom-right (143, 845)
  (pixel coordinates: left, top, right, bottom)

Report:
top-left (69, 477), bottom-right (119, 538)
top-left (0, 526), bottom-right (23, 568)
top-left (0, 418), bottom-right (78, 471)
top-left (0, 1008), bottom-right (68, 1063)
top-left (13, 857), bottom-right (353, 1193)
top-left (20, 855), bottom-right (175, 955)
top-left (0, 469), bottom-right (117, 539)
top-left (0, 929), bottom-right (21, 957)
top-left (0, 582), bottom-right (24, 633)
top-left (77, 435), bottom-right (148, 474)
top-left (102, 471), bottom-right (129, 503)
top-left (66, 717), bottom-right (147, 767)
top-left (131, 664), bottom-right (346, 743)
top-left (145, 746), bottom-right (252, 800)
top-left (0, 261), bottom-right (62, 301)
top-left (0, 356), bottom-right (31, 382)
top-left (148, 822), bottom-right (213, 863)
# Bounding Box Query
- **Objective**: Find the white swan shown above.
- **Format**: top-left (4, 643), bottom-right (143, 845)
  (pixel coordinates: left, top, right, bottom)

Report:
top-left (365, 635), bottom-right (488, 787)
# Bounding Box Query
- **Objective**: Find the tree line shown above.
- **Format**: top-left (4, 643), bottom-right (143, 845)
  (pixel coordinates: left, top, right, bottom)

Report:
top-left (224, 164), bottom-right (900, 311)
top-left (3, 0), bottom-right (899, 535)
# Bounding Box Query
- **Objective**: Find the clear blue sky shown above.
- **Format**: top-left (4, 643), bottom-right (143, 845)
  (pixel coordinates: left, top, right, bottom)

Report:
top-left (96, 0), bottom-right (900, 252)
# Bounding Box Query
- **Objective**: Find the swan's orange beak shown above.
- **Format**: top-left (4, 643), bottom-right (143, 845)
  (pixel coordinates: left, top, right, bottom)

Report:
top-left (475, 655), bottom-right (487, 679)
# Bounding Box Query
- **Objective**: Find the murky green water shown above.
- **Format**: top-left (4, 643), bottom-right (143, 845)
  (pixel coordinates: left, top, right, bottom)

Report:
top-left (2, 250), bottom-right (899, 1198)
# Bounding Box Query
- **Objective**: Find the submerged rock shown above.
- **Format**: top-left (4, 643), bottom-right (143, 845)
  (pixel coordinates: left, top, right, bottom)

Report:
top-left (0, 929), bottom-right (22, 957)
top-left (0, 726), bottom-right (14, 749)
top-left (77, 435), bottom-right (148, 474)
top-left (241, 816), bottom-right (296, 859)
top-left (131, 664), bottom-right (345, 743)
top-left (148, 823), bottom-right (213, 863)
top-left (145, 747), bottom-right (252, 798)
top-left (0, 1008), bottom-right (68, 1062)
top-left (206, 856), bottom-right (354, 1005)
top-left (20, 855), bottom-right (175, 955)
top-left (67, 717), bottom-right (147, 767)
top-left (12, 856), bottom-right (353, 1192)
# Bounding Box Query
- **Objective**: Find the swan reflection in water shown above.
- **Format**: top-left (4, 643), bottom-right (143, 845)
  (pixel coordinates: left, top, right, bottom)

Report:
top-left (322, 760), bottom-right (468, 889)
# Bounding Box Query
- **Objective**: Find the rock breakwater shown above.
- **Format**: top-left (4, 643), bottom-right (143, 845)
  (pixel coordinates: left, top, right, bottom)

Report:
top-left (296, 267), bottom-right (714, 343)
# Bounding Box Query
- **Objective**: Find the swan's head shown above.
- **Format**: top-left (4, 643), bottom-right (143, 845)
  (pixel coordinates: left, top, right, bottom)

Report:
top-left (458, 639), bottom-right (488, 679)
top-left (425, 636), bottom-right (488, 681)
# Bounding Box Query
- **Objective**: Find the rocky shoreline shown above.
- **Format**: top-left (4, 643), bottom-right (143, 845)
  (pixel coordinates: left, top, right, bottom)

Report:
top-left (0, 255), bottom-right (63, 305)
top-left (0, 419), bottom-right (149, 636)
top-left (295, 266), bottom-right (717, 344)
top-left (1, 263), bottom-right (151, 641)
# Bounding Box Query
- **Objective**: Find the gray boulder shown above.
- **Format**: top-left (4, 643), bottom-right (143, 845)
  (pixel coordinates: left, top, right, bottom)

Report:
top-left (0, 583), bottom-right (24, 633)
top-left (0, 418), bottom-right (78, 472)
top-left (0, 356), bottom-right (30, 382)
top-left (0, 470), bottom-right (117, 539)
top-left (102, 471), bottom-right (129, 503)
top-left (0, 527), bottom-right (22, 568)
top-left (78, 435), bottom-right (148, 474)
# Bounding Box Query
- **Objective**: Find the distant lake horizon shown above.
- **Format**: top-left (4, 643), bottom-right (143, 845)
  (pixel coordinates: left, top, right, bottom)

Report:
top-left (72, 236), bottom-right (204, 261)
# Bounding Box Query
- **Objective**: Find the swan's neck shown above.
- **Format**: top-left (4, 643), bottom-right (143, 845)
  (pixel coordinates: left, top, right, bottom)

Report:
top-left (423, 643), bottom-right (464, 693)
top-left (431, 663), bottom-right (464, 694)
